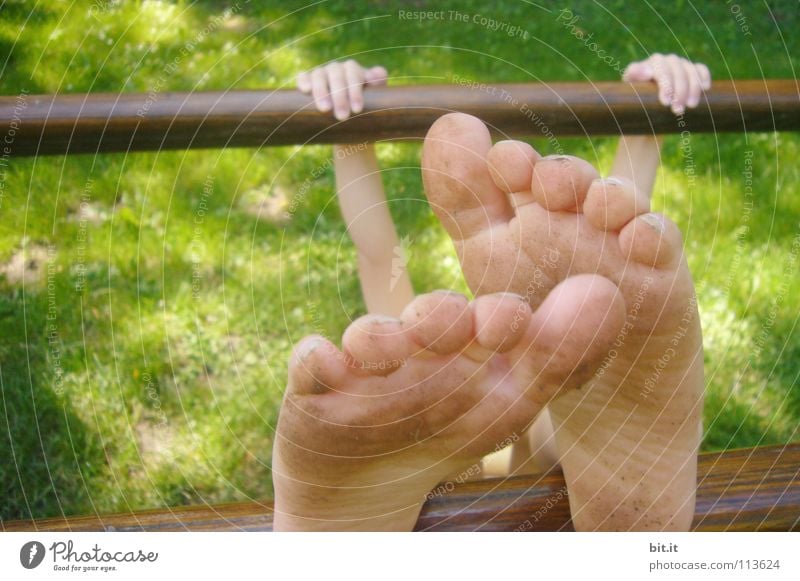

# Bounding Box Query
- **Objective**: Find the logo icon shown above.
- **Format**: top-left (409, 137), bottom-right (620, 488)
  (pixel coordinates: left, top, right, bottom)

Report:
top-left (20, 541), bottom-right (45, 569)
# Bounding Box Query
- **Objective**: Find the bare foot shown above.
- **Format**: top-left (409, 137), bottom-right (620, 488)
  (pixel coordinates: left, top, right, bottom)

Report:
top-left (422, 113), bottom-right (704, 531)
top-left (272, 281), bottom-right (625, 530)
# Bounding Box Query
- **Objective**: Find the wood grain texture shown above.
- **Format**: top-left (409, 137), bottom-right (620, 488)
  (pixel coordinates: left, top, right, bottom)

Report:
top-left (4, 444), bottom-right (798, 532)
top-left (1, 80), bottom-right (797, 157)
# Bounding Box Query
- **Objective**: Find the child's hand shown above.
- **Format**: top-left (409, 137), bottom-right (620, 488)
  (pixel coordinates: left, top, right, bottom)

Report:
top-left (623, 54), bottom-right (711, 116)
top-left (297, 60), bottom-right (388, 121)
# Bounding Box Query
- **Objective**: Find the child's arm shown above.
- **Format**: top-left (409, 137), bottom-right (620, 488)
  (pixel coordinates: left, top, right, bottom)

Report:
top-left (612, 54), bottom-right (711, 199)
top-left (297, 61), bottom-right (414, 317)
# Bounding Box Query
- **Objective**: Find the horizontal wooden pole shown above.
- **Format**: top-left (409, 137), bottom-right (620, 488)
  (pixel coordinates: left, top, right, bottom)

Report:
top-left (0, 80), bottom-right (797, 157)
top-left (3, 444), bottom-right (798, 532)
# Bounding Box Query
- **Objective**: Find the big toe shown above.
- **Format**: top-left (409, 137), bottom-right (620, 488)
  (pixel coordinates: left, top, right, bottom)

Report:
top-left (525, 274), bottom-right (626, 397)
top-left (422, 113), bottom-right (513, 239)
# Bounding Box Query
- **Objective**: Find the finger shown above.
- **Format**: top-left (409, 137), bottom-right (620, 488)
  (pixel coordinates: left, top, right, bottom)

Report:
top-left (344, 60), bottom-right (366, 114)
top-left (325, 62), bottom-right (350, 121)
top-left (622, 61), bottom-right (654, 82)
top-left (684, 60), bottom-right (702, 108)
top-left (365, 65), bottom-right (388, 86)
top-left (650, 54), bottom-right (674, 108)
top-left (696, 63), bottom-right (712, 91)
top-left (310, 68), bottom-right (332, 112)
top-left (296, 71), bottom-right (312, 93)
top-left (666, 55), bottom-right (688, 115)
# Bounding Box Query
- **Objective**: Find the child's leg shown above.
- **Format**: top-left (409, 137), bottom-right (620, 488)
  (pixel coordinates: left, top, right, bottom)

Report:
top-left (422, 113), bottom-right (703, 530)
top-left (334, 144), bottom-right (414, 318)
top-left (273, 280), bottom-right (625, 530)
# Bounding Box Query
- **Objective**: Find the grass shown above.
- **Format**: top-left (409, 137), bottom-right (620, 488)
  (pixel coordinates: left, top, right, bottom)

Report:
top-left (1, 0), bottom-right (798, 522)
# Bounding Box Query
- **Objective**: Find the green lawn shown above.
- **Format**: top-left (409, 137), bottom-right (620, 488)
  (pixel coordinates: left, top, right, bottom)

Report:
top-left (1, 0), bottom-right (798, 522)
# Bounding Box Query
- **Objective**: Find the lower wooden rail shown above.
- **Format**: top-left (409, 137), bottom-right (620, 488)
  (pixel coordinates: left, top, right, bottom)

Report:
top-left (4, 444), bottom-right (798, 532)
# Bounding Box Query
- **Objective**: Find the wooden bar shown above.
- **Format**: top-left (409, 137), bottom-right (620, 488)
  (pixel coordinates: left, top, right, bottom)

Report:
top-left (4, 444), bottom-right (798, 532)
top-left (1, 80), bottom-right (797, 157)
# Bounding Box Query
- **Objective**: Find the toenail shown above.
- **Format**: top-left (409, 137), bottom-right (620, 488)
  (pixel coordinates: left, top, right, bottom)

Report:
top-left (641, 213), bottom-right (666, 233)
top-left (432, 290), bottom-right (466, 299)
top-left (299, 338), bottom-right (324, 359)
top-left (367, 315), bottom-right (401, 326)
top-left (495, 291), bottom-right (526, 302)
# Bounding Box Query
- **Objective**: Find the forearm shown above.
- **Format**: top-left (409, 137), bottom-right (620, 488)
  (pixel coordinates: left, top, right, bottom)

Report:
top-left (611, 135), bottom-right (664, 200)
top-left (334, 144), bottom-right (414, 316)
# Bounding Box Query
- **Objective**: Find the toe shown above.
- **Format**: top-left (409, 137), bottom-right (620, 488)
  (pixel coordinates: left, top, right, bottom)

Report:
top-left (487, 140), bottom-right (541, 195)
top-left (288, 335), bottom-right (349, 394)
top-left (471, 292), bottom-right (532, 353)
top-left (401, 291), bottom-right (473, 355)
top-left (342, 315), bottom-right (415, 376)
top-left (618, 212), bottom-right (683, 268)
top-left (531, 155), bottom-right (599, 212)
top-left (525, 274), bottom-right (625, 397)
top-left (584, 177), bottom-right (650, 232)
top-left (422, 113), bottom-right (514, 240)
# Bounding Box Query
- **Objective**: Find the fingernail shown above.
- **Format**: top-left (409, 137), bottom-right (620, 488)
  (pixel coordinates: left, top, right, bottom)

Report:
top-left (334, 108), bottom-right (349, 121)
top-left (351, 101), bottom-right (363, 114)
top-left (672, 103), bottom-right (684, 115)
top-left (318, 98), bottom-right (332, 111)
top-left (688, 95), bottom-right (699, 107)
top-left (603, 177), bottom-right (626, 187)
